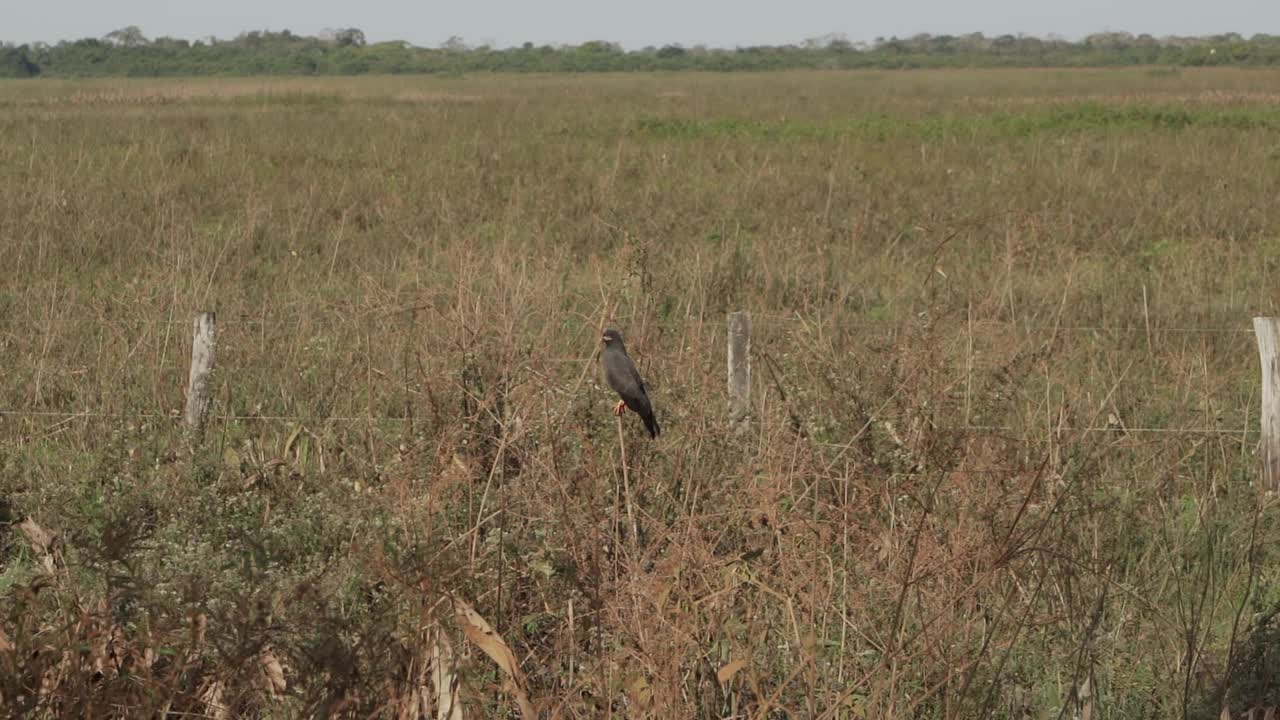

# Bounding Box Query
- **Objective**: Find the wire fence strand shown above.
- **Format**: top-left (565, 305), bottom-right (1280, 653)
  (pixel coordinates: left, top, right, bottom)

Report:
top-left (6, 309), bottom-right (1265, 335)
top-left (0, 407), bottom-right (1258, 437)
top-left (1, 312), bottom-right (1270, 441)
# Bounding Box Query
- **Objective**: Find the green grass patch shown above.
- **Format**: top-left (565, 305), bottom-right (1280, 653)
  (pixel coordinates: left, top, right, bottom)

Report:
top-left (637, 102), bottom-right (1280, 141)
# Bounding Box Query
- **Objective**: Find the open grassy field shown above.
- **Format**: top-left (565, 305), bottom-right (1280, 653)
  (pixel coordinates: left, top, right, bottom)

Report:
top-left (3, 67), bottom-right (1280, 717)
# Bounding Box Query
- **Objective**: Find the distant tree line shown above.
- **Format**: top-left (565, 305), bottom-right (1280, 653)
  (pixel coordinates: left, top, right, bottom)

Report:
top-left (3, 27), bottom-right (1280, 78)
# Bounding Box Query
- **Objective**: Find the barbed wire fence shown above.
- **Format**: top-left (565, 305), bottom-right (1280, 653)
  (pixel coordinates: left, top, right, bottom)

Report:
top-left (2, 310), bottom-right (1276, 483)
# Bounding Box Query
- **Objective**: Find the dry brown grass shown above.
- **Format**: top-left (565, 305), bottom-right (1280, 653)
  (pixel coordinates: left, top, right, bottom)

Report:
top-left (3, 68), bottom-right (1280, 718)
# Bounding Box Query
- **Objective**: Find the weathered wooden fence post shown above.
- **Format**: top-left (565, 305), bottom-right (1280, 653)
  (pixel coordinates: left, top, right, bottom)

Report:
top-left (1254, 317), bottom-right (1280, 491)
top-left (185, 311), bottom-right (217, 437)
top-left (728, 311), bottom-right (751, 435)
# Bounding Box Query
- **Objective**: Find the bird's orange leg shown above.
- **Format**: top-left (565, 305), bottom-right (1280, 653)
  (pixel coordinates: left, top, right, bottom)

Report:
top-left (613, 400), bottom-right (627, 416)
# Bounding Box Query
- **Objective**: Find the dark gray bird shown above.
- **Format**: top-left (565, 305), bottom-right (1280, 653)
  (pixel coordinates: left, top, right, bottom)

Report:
top-left (600, 328), bottom-right (660, 438)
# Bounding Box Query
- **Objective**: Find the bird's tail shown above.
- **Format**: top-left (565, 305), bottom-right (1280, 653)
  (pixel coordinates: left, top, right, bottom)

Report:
top-left (640, 409), bottom-right (660, 439)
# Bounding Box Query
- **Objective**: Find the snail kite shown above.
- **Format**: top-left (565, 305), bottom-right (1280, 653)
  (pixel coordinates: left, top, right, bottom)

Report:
top-left (600, 328), bottom-right (660, 438)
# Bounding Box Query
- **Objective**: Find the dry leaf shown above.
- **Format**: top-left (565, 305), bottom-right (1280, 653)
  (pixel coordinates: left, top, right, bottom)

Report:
top-left (284, 424), bottom-right (304, 458)
top-left (451, 596), bottom-right (524, 683)
top-left (85, 603), bottom-right (118, 677)
top-left (626, 673), bottom-right (653, 709)
top-left (1220, 706), bottom-right (1230, 720)
top-left (17, 518), bottom-right (54, 551)
top-left (222, 447), bottom-right (241, 470)
top-left (432, 630), bottom-right (463, 720)
top-left (502, 677), bottom-right (536, 720)
top-left (17, 518), bottom-right (59, 572)
top-left (201, 679), bottom-right (231, 720)
top-left (451, 595), bottom-right (535, 720)
top-left (260, 646), bottom-right (286, 696)
top-left (191, 612), bottom-right (208, 649)
top-left (441, 453), bottom-right (475, 486)
top-left (397, 635), bottom-right (433, 720)
top-left (0, 626), bottom-right (13, 653)
top-left (717, 658), bottom-right (747, 684)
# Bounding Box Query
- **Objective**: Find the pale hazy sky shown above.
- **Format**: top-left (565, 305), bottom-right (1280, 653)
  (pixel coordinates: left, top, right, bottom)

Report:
top-left (8, 0), bottom-right (1275, 49)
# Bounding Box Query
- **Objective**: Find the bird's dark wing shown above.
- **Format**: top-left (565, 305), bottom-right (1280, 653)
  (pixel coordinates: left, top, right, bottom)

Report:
top-left (627, 363), bottom-right (647, 395)
top-left (603, 348), bottom-right (660, 438)
top-left (603, 348), bottom-right (645, 398)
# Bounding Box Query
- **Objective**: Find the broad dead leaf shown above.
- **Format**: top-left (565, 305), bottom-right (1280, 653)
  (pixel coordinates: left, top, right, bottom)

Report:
top-left (502, 677), bottom-right (536, 720)
top-left (432, 629), bottom-right (463, 720)
top-left (201, 679), bottom-right (231, 720)
top-left (17, 518), bottom-right (59, 572)
top-left (717, 658), bottom-right (747, 684)
top-left (17, 518), bottom-right (54, 551)
top-left (0, 626), bottom-right (12, 652)
top-left (451, 596), bottom-right (524, 683)
top-left (260, 646), bottom-right (286, 696)
top-left (397, 635), bottom-right (432, 720)
top-left (222, 447), bottom-right (241, 470)
top-left (84, 600), bottom-right (118, 677)
top-left (192, 612), bottom-right (208, 646)
top-left (451, 595), bottom-right (534, 720)
top-left (626, 673), bottom-right (653, 709)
